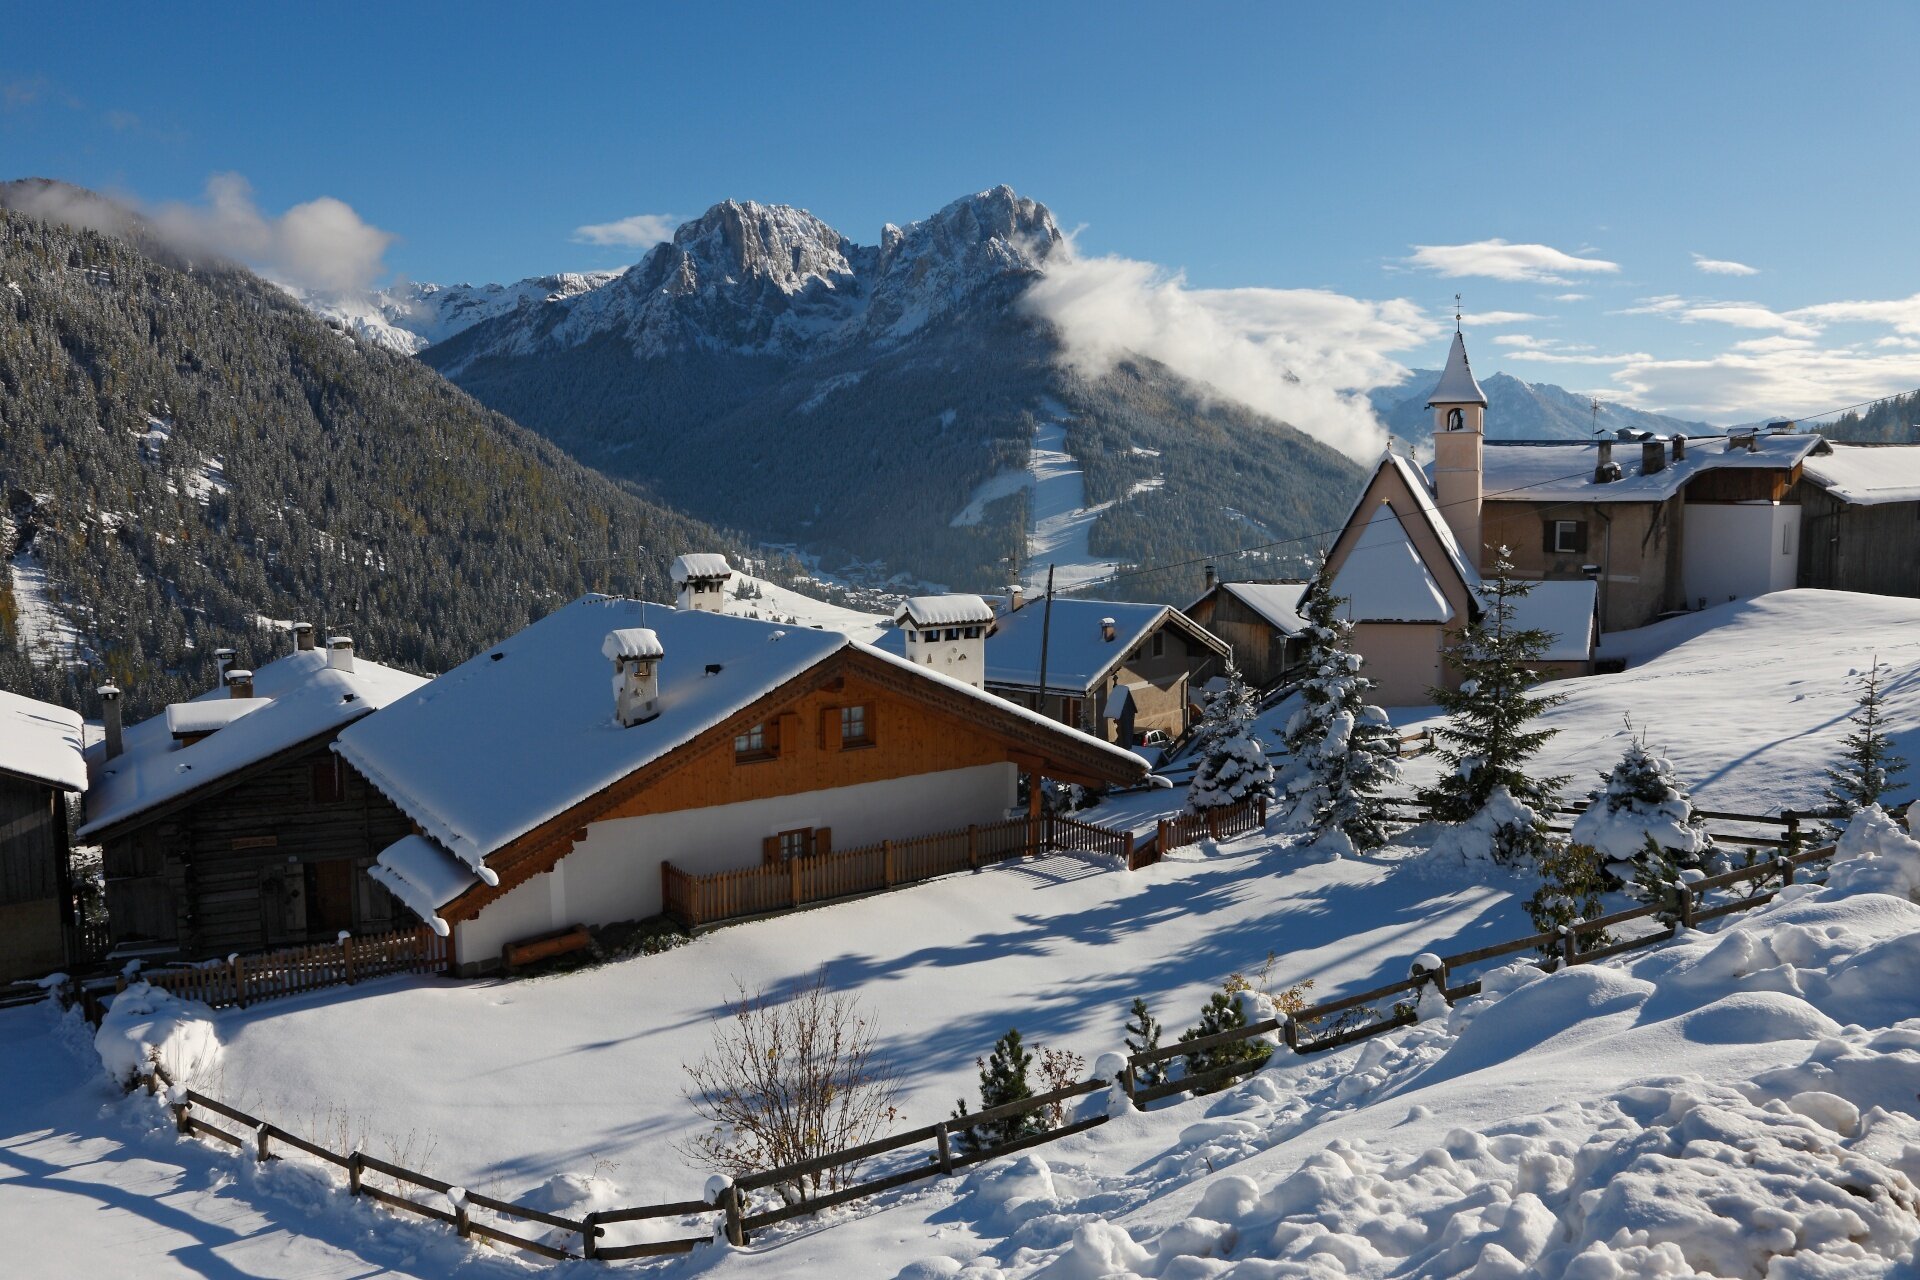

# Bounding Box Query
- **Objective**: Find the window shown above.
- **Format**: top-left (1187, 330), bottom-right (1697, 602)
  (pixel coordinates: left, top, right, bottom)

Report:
top-left (1548, 520), bottom-right (1588, 554)
top-left (1446, 407), bottom-right (1464, 431)
top-left (839, 703), bottom-right (872, 747)
top-left (1150, 631), bottom-right (1165, 659)
top-left (734, 721), bottom-right (777, 761)
top-left (963, 625), bottom-right (983, 639)
top-left (310, 756), bottom-right (345, 804)
top-left (779, 828), bottom-right (813, 860)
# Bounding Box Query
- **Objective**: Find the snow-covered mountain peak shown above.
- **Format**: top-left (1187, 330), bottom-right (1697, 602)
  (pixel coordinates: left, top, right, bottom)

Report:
top-left (662, 199), bottom-right (857, 296)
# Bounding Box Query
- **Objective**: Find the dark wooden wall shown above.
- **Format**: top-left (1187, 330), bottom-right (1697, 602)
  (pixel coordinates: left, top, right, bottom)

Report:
top-left (1796, 483), bottom-right (1920, 599)
top-left (102, 743), bottom-right (414, 959)
top-left (0, 775), bottom-right (70, 980)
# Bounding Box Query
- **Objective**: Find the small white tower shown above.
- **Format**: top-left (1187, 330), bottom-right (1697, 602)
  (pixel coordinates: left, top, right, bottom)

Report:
top-left (895, 595), bottom-right (996, 689)
top-left (602, 628), bottom-right (664, 726)
top-left (1428, 325), bottom-right (1488, 567)
top-left (671, 553), bottom-right (735, 613)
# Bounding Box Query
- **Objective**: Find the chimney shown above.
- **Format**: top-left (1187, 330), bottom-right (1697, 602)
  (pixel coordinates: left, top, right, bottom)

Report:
top-left (602, 629), bottom-right (663, 726)
top-left (1100, 616), bottom-right (1117, 643)
top-left (1007, 583), bottom-right (1024, 613)
top-left (99, 683), bottom-right (123, 760)
top-left (1203, 565), bottom-right (1217, 592)
top-left (224, 668), bottom-right (255, 700)
top-left (214, 647), bottom-right (236, 679)
top-left (1641, 439), bottom-right (1666, 475)
top-left (1593, 439), bottom-right (1621, 484)
top-left (327, 636), bottom-right (355, 674)
top-left (293, 622), bottom-right (315, 652)
top-left (1672, 434), bottom-right (1687, 461)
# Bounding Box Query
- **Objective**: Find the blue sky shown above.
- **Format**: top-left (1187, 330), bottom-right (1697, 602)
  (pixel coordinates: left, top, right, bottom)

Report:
top-left (6, 1), bottom-right (1919, 428)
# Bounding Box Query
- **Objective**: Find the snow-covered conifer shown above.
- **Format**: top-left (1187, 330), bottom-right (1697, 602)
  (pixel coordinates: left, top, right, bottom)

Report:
top-left (1825, 658), bottom-right (1908, 817)
top-left (1571, 723), bottom-right (1712, 868)
top-left (1278, 575), bottom-right (1402, 850)
top-left (1185, 661), bottom-right (1273, 814)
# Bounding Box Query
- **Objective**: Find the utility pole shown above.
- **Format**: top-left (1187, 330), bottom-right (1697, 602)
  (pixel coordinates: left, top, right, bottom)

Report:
top-left (1034, 563), bottom-right (1056, 723)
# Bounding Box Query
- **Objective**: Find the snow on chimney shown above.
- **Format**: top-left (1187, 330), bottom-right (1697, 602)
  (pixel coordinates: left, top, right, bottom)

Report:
top-left (293, 622), bottom-right (315, 652)
top-left (1100, 616), bottom-right (1117, 643)
top-left (896, 596), bottom-right (994, 690)
top-left (214, 647), bottom-right (236, 679)
top-left (1641, 439), bottom-right (1666, 475)
top-left (224, 668), bottom-right (255, 700)
top-left (602, 628), bottom-right (664, 726)
top-left (671, 553), bottom-right (734, 614)
top-left (327, 636), bottom-right (355, 674)
top-left (1006, 584), bottom-right (1024, 613)
top-left (99, 683), bottom-right (123, 760)
top-left (1593, 439), bottom-right (1622, 484)
top-left (1672, 434), bottom-right (1687, 461)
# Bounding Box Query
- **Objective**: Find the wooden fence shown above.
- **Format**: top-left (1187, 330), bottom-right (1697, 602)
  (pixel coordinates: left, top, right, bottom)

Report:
top-left (120, 831), bottom-right (1844, 1267)
top-left (1131, 795), bottom-right (1268, 869)
top-left (663, 815), bottom-right (1133, 930)
top-left (134, 926), bottom-right (447, 1011)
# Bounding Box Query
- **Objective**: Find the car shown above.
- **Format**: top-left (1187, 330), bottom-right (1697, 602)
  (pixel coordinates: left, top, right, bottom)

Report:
top-left (1135, 729), bottom-right (1172, 749)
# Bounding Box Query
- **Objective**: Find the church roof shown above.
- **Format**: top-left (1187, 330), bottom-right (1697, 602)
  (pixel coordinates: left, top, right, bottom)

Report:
top-left (1427, 331), bottom-right (1488, 407)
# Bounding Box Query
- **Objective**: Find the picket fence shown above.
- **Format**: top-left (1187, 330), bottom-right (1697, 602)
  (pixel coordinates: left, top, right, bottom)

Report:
top-left (133, 926), bottom-right (447, 1010)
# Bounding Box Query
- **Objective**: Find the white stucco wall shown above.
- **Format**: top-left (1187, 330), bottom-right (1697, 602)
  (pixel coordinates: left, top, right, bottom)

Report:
top-left (1682, 503), bottom-right (1801, 608)
top-left (902, 629), bottom-right (988, 689)
top-left (455, 762), bottom-right (1018, 963)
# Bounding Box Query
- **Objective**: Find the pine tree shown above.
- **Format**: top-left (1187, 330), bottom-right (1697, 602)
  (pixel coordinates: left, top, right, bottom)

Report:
top-left (952, 1029), bottom-right (1044, 1151)
top-left (1186, 660), bottom-right (1274, 814)
top-left (1570, 723), bottom-right (1712, 867)
top-left (1631, 835), bottom-right (1690, 926)
top-left (1824, 658), bottom-right (1908, 817)
top-left (1279, 572), bottom-right (1403, 850)
top-left (1525, 842), bottom-right (1613, 960)
top-left (1123, 997), bottom-right (1165, 1088)
top-left (1417, 550), bottom-right (1568, 856)
top-left (1177, 990), bottom-right (1270, 1092)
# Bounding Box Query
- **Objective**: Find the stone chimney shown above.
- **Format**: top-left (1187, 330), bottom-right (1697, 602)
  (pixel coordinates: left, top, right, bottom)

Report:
top-left (1006, 584), bottom-right (1024, 613)
top-left (327, 636), bottom-right (355, 674)
top-left (293, 622), bottom-right (316, 652)
top-left (670, 553), bottom-right (734, 614)
top-left (1594, 439), bottom-right (1622, 484)
top-left (214, 647), bottom-right (236, 679)
top-left (897, 596), bottom-right (994, 690)
top-left (1641, 438), bottom-right (1666, 475)
top-left (602, 628), bottom-right (664, 726)
top-left (1673, 434), bottom-right (1688, 461)
top-left (99, 683), bottom-right (123, 760)
top-left (1100, 616), bottom-right (1117, 643)
top-left (1203, 565), bottom-right (1217, 593)
top-left (224, 668), bottom-right (255, 700)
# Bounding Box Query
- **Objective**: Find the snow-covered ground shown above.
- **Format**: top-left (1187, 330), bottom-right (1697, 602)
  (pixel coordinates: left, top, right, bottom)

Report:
top-left (7, 550), bottom-right (84, 665)
top-left (722, 569), bottom-right (892, 644)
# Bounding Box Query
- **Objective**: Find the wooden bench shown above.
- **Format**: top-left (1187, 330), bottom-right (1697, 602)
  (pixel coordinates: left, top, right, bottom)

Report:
top-left (502, 924), bottom-right (592, 972)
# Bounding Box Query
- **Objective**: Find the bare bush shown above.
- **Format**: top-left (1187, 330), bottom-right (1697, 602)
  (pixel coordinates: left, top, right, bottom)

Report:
top-left (1036, 1047), bottom-right (1085, 1127)
top-left (677, 971), bottom-right (900, 1205)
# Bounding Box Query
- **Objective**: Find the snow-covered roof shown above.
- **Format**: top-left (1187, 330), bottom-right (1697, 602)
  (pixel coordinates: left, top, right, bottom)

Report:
top-left (1427, 331), bottom-right (1488, 407)
top-left (890, 598), bottom-right (1229, 694)
top-left (1511, 579), bottom-right (1599, 662)
top-left (669, 553), bottom-right (733, 584)
top-left (163, 698), bottom-right (269, 739)
top-left (896, 594), bottom-right (996, 628)
top-left (601, 628), bottom-right (664, 660)
top-left (1466, 433), bottom-right (1822, 505)
top-left (337, 596), bottom-right (1147, 913)
top-left (80, 648), bottom-right (427, 838)
top-left (1800, 442), bottom-right (1920, 506)
top-left (368, 835), bottom-right (490, 937)
top-left (0, 688), bottom-right (86, 792)
top-left (1215, 581), bottom-right (1310, 635)
top-left (1330, 514), bottom-right (1455, 623)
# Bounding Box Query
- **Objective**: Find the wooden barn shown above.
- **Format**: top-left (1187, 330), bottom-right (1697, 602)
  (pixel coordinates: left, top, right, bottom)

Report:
top-left (1183, 576), bottom-right (1311, 690)
top-left (0, 689), bottom-right (87, 982)
top-left (80, 631), bottom-right (428, 960)
top-left (1795, 442), bottom-right (1920, 599)
top-left (335, 596), bottom-right (1146, 973)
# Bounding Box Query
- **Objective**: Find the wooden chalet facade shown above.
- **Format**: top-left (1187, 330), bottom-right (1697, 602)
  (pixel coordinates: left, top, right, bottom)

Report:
top-left (0, 690), bottom-right (87, 982)
top-left (1795, 442), bottom-right (1920, 600)
top-left (81, 636), bottom-right (428, 961)
top-left (338, 598), bottom-right (1146, 974)
top-left (1184, 578), bottom-right (1310, 690)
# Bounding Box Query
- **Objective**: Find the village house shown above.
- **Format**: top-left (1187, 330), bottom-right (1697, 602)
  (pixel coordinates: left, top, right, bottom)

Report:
top-left (80, 627), bottom-right (428, 959)
top-left (889, 591), bottom-right (1232, 746)
top-left (1182, 573), bottom-right (1310, 690)
top-left (0, 689), bottom-right (87, 982)
top-left (1795, 442), bottom-right (1920, 599)
top-left (334, 595), bottom-right (1145, 974)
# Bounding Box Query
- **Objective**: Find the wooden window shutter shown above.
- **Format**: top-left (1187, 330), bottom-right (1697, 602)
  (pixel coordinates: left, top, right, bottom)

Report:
top-left (1542, 520), bottom-right (1557, 554)
top-left (762, 836), bottom-right (779, 864)
top-left (819, 705), bottom-right (840, 751)
top-left (815, 827), bottom-right (831, 856)
top-left (1572, 522), bottom-right (1589, 554)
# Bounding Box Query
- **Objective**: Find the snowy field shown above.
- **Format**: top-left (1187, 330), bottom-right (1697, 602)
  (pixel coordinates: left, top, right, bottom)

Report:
top-left (7, 587), bottom-right (1920, 1276)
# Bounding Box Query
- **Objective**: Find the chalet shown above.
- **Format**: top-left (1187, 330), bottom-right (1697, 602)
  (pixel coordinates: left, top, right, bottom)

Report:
top-left (0, 690), bottom-right (87, 981)
top-left (1795, 442), bottom-right (1920, 599)
top-left (1183, 574), bottom-right (1310, 690)
top-left (333, 596), bottom-right (1145, 974)
top-left (80, 629), bottom-right (428, 959)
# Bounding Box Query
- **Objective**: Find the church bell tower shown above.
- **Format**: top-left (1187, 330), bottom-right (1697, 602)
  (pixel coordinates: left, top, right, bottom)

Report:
top-left (1429, 317), bottom-right (1488, 568)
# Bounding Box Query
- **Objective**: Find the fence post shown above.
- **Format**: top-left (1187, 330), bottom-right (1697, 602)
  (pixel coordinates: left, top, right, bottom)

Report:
top-left (790, 856), bottom-right (802, 909)
top-left (883, 840), bottom-right (895, 888)
top-left (255, 1124), bottom-right (271, 1163)
top-left (1679, 883), bottom-right (1697, 930)
top-left (724, 1182), bottom-right (746, 1247)
top-left (935, 1121), bottom-right (954, 1175)
top-left (582, 1211), bottom-right (600, 1260)
top-left (1258, 794), bottom-right (1268, 825)
top-left (1558, 924), bottom-right (1578, 968)
top-left (1776, 856), bottom-right (1794, 888)
top-left (454, 1198), bottom-right (471, 1240)
top-left (1122, 832), bottom-right (1136, 871)
top-left (347, 1151), bottom-right (364, 1196)
top-left (1282, 1016), bottom-right (1300, 1053)
top-left (1785, 812), bottom-right (1801, 858)
top-left (172, 1099), bottom-right (191, 1134)
top-left (342, 932), bottom-right (354, 985)
top-left (967, 824), bottom-right (979, 870)
top-left (1157, 817), bottom-right (1169, 857)
top-left (231, 954), bottom-right (246, 1010)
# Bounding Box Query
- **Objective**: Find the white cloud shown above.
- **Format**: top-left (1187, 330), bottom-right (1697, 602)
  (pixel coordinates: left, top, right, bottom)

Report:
top-left (1611, 346), bottom-right (1920, 421)
top-left (1550, 292), bottom-right (1589, 302)
top-left (1460, 310), bottom-right (1543, 325)
top-left (572, 212), bottom-right (678, 248)
top-left (150, 173), bottom-right (395, 293)
top-left (1790, 292), bottom-right (1920, 337)
top-left (1618, 295), bottom-right (1817, 338)
top-left (1692, 253), bottom-right (1759, 276)
top-left (1023, 247), bottom-right (1440, 459)
top-left (1405, 238), bottom-right (1620, 284)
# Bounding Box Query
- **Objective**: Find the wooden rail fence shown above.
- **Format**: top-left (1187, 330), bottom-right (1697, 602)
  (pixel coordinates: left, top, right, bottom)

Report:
top-left (118, 831), bottom-right (1842, 1267)
top-left (133, 926), bottom-right (447, 1011)
top-left (1132, 795), bottom-right (1268, 869)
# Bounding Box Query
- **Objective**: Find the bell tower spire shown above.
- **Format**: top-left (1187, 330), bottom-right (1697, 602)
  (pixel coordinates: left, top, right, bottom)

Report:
top-left (1428, 325), bottom-right (1488, 567)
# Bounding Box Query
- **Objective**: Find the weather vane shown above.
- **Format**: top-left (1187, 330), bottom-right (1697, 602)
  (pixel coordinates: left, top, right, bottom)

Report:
top-left (1454, 293), bottom-right (1462, 332)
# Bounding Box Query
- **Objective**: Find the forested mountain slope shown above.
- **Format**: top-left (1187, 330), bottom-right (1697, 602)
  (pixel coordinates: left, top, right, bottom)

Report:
top-left (0, 183), bottom-right (737, 720)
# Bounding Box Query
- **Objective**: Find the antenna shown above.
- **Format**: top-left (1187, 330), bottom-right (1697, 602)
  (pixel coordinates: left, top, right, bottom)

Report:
top-left (1590, 397), bottom-right (1601, 439)
top-left (1454, 293), bottom-right (1462, 333)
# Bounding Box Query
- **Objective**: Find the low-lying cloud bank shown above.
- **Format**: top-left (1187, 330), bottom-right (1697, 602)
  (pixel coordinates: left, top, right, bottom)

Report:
top-left (1023, 247), bottom-right (1438, 460)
